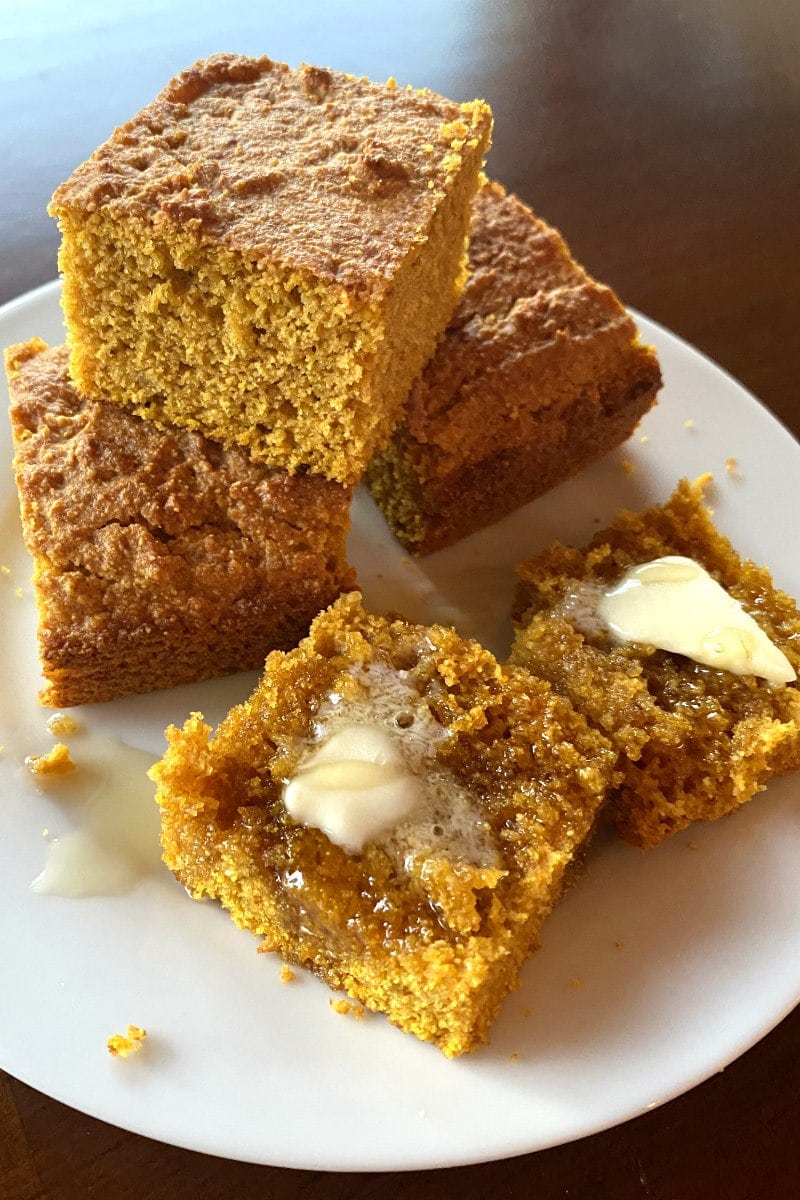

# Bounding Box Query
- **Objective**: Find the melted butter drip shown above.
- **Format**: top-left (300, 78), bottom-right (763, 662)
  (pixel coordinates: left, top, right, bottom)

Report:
top-left (595, 555), bottom-right (796, 684)
top-left (31, 740), bottom-right (162, 898)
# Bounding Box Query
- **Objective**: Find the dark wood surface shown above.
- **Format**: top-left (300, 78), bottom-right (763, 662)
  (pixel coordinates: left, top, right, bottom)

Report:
top-left (2, 2), bottom-right (799, 1196)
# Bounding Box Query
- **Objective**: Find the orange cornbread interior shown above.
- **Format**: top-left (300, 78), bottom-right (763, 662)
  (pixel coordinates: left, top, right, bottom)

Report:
top-left (512, 478), bottom-right (800, 847)
top-left (153, 592), bottom-right (614, 1056)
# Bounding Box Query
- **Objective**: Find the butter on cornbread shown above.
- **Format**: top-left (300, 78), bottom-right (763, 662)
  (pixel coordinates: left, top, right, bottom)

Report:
top-left (367, 181), bottom-right (661, 554)
top-left (49, 53), bottom-right (492, 484)
top-left (6, 339), bottom-right (354, 706)
top-left (511, 479), bottom-right (800, 847)
top-left (153, 592), bottom-right (615, 1056)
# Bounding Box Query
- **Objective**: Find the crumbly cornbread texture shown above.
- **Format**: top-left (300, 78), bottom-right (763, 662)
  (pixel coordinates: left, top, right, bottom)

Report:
top-left (49, 53), bottom-right (492, 484)
top-left (153, 592), bottom-right (614, 1057)
top-left (366, 181), bottom-right (661, 553)
top-left (511, 478), bottom-right (800, 847)
top-left (6, 339), bottom-right (354, 706)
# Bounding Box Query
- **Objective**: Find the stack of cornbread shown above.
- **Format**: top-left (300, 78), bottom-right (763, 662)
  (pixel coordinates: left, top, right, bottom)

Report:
top-left (7, 52), bottom-right (662, 707)
top-left (10, 53), bottom-right (800, 1058)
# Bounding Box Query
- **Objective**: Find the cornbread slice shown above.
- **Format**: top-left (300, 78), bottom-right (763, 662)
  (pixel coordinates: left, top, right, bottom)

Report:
top-left (48, 53), bottom-right (492, 484)
top-left (153, 591), bottom-right (615, 1057)
top-left (366, 181), bottom-right (661, 553)
top-left (6, 339), bottom-right (354, 706)
top-left (511, 478), bottom-right (800, 847)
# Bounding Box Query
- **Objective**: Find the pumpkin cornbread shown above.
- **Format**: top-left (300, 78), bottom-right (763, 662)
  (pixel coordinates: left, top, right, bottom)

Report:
top-left (153, 591), bottom-right (615, 1057)
top-left (6, 339), bottom-right (354, 706)
top-left (48, 53), bottom-right (492, 484)
top-left (511, 478), bottom-right (800, 848)
top-left (366, 181), bottom-right (661, 553)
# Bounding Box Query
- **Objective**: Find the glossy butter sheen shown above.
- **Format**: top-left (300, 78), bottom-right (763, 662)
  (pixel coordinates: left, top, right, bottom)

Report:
top-left (282, 724), bottom-right (420, 854)
top-left (599, 555), bottom-right (795, 684)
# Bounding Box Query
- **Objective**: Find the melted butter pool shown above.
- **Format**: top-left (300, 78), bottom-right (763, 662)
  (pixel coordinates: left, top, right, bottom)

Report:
top-left (29, 737), bottom-right (162, 898)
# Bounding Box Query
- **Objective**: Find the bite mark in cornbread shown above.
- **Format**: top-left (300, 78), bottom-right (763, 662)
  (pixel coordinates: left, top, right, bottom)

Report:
top-left (366, 181), bottom-right (661, 553)
top-left (511, 478), bottom-right (800, 847)
top-left (49, 53), bottom-right (492, 484)
top-left (152, 592), bottom-right (615, 1057)
top-left (6, 339), bottom-right (354, 706)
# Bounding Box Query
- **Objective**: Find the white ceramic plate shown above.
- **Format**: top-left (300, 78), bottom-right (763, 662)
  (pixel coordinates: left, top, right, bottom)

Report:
top-left (1, 281), bottom-right (799, 1172)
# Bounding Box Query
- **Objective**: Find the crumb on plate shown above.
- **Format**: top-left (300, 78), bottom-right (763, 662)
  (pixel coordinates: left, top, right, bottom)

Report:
top-left (25, 742), bottom-right (75, 776)
top-left (107, 1025), bottom-right (147, 1057)
top-left (330, 997), bottom-right (366, 1020)
top-left (46, 712), bottom-right (81, 737)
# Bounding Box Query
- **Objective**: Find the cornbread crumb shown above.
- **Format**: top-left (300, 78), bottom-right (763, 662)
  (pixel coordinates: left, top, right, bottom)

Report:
top-left (107, 1025), bottom-right (147, 1057)
top-left (571, 977), bottom-right (584, 990)
top-left (25, 743), bottom-right (75, 776)
top-left (46, 713), bottom-right (81, 737)
top-left (685, 418), bottom-right (695, 429)
top-left (688, 841), bottom-right (700, 851)
top-left (523, 1008), bottom-right (532, 1019)
top-left (14, 587), bottom-right (22, 599)
top-left (639, 435), bottom-right (649, 444)
top-left (510, 1052), bottom-right (519, 1062)
top-left (279, 964), bottom-right (296, 984)
top-left (615, 940), bottom-right (624, 950)
top-left (1, 565), bottom-right (10, 576)
top-left (330, 998), bottom-right (365, 1019)
top-left (621, 459), bottom-right (636, 475)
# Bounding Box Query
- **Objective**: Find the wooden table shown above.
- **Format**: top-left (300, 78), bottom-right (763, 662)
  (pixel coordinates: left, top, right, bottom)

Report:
top-left (2, 2), bottom-right (799, 1196)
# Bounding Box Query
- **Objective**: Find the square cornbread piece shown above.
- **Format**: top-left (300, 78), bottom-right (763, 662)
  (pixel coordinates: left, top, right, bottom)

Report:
top-left (48, 53), bottom-right (492, 485)
top-left (366, 181), bottom-right (661, 553)
top-left (153, 591), bottom-right (615, 1057)
top-left (6, 339), bottom-right (354, 706)
top-left (511, 478), bottom-right (800, 848)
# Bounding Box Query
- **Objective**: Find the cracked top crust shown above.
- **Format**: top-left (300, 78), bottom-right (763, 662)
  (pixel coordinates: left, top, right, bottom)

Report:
top-left (49, 53), bottom-right (492, 295)
top-left (6, 340), bottom-right (351, 607)
top-left (404, 180), bottom-right (659, 438)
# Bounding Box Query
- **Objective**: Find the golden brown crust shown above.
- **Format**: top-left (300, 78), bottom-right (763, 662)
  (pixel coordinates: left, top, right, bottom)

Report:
top-left (511, 478), bottom-right (800, 847)
top-left (6, 340), bottom-right (355, 705)
top-left (154, 592), bottom-right (615, 1056)
top-left (366, 181), bottom-right (661, 552)
top-left (50, 53), bottom-right (492, 298)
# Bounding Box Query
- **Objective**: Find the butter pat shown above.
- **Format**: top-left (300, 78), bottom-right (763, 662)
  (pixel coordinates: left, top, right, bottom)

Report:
top-left (283, 725), bottom-right (420, 854)
top-left (599, 555), bottom-right (795, 684)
